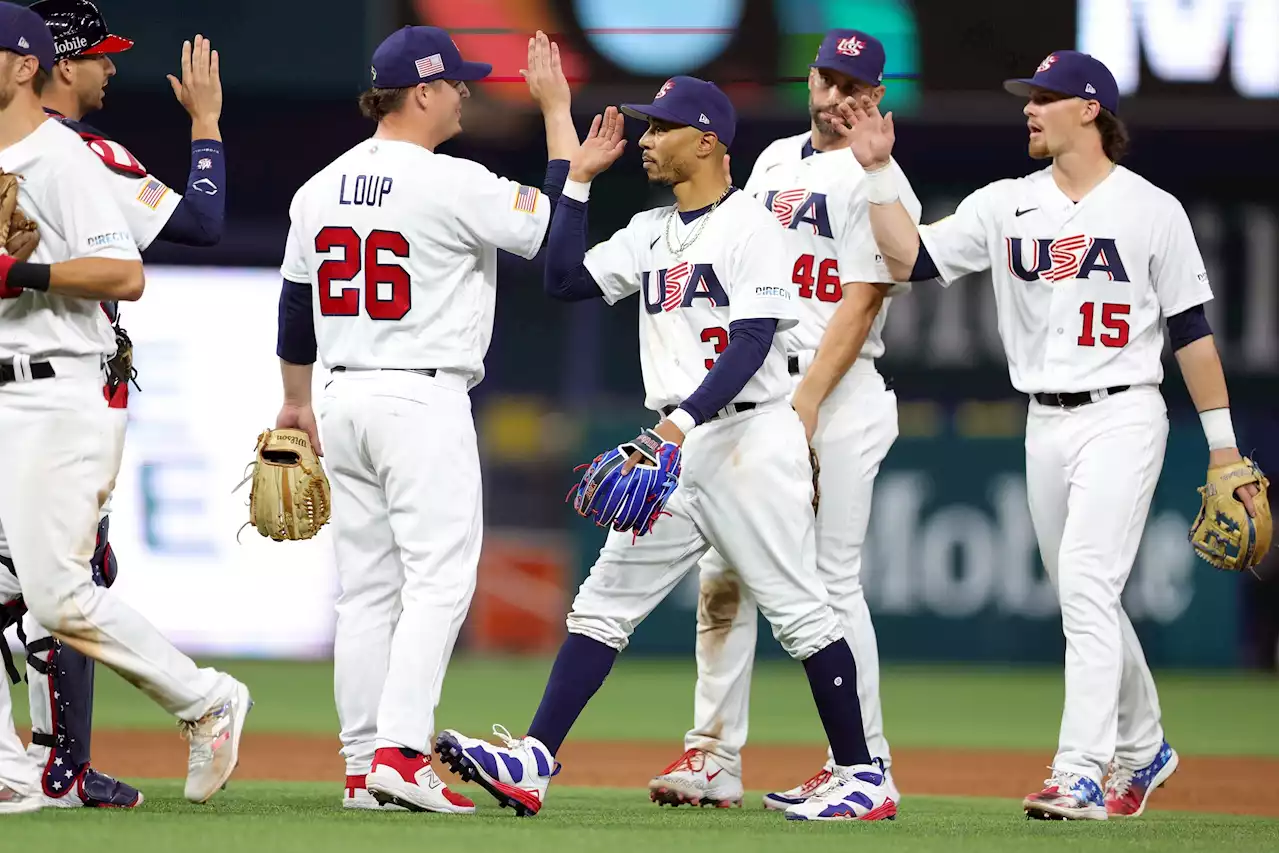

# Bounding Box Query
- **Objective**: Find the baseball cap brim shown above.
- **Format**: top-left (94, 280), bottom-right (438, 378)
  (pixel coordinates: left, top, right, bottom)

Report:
top-left (451, 60), bottom-right (492, 81)
top-left (619, 103), bottom-right (691, 128)
top-left (82, 34), bottom-right (134, 56)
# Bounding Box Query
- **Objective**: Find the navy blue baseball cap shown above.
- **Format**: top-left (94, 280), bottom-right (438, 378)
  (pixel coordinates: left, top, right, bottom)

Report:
top-left (370, 26), bottom-right (491, 88)
top-left (1004, 50), bottom-right (1120, 115)
top-left (810, 29), bottom-right (885, 86)
top-left (620, 76), bottom-right (737, 149)
top-left (0, 1), bottom-right (56, 71)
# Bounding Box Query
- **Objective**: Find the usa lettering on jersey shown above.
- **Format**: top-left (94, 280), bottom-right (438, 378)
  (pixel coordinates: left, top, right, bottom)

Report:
top-left (642, 263), bottom-right (730, 314)
top-left (1007, 235), bottom-right (1130, 282)
top-left (764, 189), bottom-right (834, 238)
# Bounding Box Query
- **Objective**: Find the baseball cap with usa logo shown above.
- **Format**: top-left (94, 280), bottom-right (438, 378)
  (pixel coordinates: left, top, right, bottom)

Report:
top-left (620, 76), bottom-right (737, 149)
top-left (1003, 50), bottom-right (1120, 115)
top-left (0, 0), bottom-right (56, 71)
top-left (370, 25), bottom-right (492, 89)
top-left (810, 28), bottom-right (885, 87)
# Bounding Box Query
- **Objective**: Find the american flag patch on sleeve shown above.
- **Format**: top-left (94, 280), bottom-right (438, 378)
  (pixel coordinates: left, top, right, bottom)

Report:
top-left (136, 179), bottom-right (169, 209)
top-left (514, 185), bottom-right (539, 214)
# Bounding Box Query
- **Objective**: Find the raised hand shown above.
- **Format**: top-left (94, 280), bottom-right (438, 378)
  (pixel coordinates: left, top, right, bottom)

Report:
top-left (521, 30), bottom-right (571, 114)
top-left (167, 34), bottom-right (222, 138)
top-left (569, 106), bottom-right (627, 182)
top-left (831, 95), bottom-right (895, 170)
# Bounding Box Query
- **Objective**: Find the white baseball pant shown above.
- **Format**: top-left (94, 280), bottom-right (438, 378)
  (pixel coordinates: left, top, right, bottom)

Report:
top-left (0, 361), bottom-right (230, 726)
top-left (680, 358), bottom-right (899, 777)
top-left (1025, 384), bottom-right (1168, 785)
top-left (567, 402), bottom-right (844, 663)
top-left (321, 368), bottom-right (481, 775)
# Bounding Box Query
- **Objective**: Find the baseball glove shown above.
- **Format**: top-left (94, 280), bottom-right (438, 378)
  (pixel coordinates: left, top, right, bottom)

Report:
top-left (104, 321), bottom-right (139, 395)
top-left (239, 428), bottom-right (332, 542)
top-left (568, 427), bottom-right (682, 536)
top-left (1189, 456), bottom-right (1273, 572)
top-left (0, 170), bottom-right (39, 261)
top-left (808, 445), bottom-right (821, 515)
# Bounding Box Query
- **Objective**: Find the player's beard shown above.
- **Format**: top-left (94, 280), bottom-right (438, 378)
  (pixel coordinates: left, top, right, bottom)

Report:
top-left (1028, 135), bottom-right (1052, 160)
top-left (809, 97), bottom-right (842, 141)
top-left (0, 65), bottom-right (17, 111)
top-left (645, 155), bottom-right (688, 186)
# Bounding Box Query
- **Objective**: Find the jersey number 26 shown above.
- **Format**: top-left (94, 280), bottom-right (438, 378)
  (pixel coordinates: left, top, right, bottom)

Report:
top-left (315, 226), bottom-right (411, 320)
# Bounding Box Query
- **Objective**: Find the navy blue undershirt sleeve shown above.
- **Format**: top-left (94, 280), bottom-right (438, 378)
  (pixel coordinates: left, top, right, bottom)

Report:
top-left (909, 241), bottom-right (940, 281)
top-left (543, 159), bottom-right (569, 207)
top-left (157, 139), bottom-right (225, 246)
top-left (1167, 302), bottom-right (1212, 350)
top-left (277, 278), bottom-right (317, 365)
top-left (544, 195), bottom-right (603, 302)
top-left (679, 318), bottom-right (778, 425)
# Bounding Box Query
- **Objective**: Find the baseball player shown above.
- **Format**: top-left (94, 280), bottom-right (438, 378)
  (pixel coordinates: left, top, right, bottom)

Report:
top-left (0, 0), bottom-right (227, 810)
top-left (0, 2), bottom-right (249, 814)
top-left (275, 27), bottom-right (575, 813)
top-left (435, 77), bottom-right (896, 823)
top-left (646, 29), bottom-right (919, 811)
top-left (836, 50), bottom-right (1263, 820)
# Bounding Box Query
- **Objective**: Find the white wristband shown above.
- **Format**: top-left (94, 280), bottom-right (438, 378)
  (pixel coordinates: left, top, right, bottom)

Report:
top-left (562, 178), bottom-right (592, 203)
top-left (863, 163), bottom-right (899, 205)
top-left (665, 407), bottom-right (697, 437)
top-left (1199, 408), bottom-right (1237, 451)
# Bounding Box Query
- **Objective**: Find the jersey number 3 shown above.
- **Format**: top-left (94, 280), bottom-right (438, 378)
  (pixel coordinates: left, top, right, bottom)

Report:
top-left (315, 226), bottom-right (411, 320)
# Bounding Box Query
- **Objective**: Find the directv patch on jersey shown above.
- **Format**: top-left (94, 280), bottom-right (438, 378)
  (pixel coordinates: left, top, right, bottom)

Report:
top-left (513, 184), bottom-right (539, 214)
top-left (136, 179), bottom-right (169, 210)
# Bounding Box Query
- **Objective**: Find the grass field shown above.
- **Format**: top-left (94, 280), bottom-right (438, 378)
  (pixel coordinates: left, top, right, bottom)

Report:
top-left (5, 657), bottom-right (1278, 851)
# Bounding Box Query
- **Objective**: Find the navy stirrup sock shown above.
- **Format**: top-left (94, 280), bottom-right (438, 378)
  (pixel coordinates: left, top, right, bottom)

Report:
top-left (802, 639), bottom-right (873, 767)
top-left (527, 633), bottom-right (618, 756)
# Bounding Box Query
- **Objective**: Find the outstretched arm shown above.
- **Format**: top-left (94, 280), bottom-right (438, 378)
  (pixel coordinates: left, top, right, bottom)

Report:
top-left (158, 34), bottom-right (225, 246)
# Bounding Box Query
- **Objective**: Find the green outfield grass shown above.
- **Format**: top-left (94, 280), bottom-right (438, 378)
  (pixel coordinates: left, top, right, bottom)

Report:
top-left (2, 783), bottom-right (1275, 853)
top-left (13, 657), bottom-right (1277, 757)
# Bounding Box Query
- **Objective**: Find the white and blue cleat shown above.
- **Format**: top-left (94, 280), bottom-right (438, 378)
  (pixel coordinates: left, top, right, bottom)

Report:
top-left (435, 725), bottom-right (559, 817)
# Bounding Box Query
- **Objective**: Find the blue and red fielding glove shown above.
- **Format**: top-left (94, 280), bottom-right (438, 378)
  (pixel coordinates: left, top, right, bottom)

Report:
top-left (568, 427), bottom-right (682, 536)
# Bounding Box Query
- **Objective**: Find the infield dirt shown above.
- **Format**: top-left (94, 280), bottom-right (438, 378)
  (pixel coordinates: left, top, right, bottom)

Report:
top-left (35, 731), bottom-right (1278, 817)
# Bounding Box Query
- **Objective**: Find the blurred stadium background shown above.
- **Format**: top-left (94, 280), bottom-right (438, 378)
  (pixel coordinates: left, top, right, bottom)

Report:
top-left (21, 0), bottom-right (1275, 676)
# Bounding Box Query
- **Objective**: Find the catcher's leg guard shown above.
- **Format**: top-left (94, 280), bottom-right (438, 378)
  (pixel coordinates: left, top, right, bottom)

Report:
top-left (25, 517), bottom-right (140, 807)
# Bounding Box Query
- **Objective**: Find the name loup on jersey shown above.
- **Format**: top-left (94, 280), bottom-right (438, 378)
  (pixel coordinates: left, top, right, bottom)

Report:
top-left (281, 138), bottom-right (551, 389)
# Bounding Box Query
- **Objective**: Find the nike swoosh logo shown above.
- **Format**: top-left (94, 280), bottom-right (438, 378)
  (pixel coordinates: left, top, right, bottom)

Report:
top-left (706, 769), bottom-right (722, 781)
top-left (1015, 207), bottom-right (1037, 217)
top-left (650, 236), bottom-right (661, 249)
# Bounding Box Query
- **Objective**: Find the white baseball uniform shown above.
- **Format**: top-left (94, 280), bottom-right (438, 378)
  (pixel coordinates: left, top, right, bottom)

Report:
top-left (916, 163), bottom-right (1212, 784)
top-left (0, 122), bottom-right (185, 785)
top-left (565, 185), bottom-right (845, 669)
top-left (280, 137), bottom-right (550, 773)
top-left (677, 135), bottom-right (922, 779)
top-left (0, 119), bottom-right (232, 794)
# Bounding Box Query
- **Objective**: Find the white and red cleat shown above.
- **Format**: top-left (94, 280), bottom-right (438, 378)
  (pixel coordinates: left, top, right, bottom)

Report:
top-left (365, 747), bottom-right (475, 814)
top-left (648, 748), bottom-right (743, 808)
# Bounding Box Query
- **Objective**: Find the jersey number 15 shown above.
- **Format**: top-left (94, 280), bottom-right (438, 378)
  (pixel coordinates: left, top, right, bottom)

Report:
top-left (315, 226), bottom-right (411, 320)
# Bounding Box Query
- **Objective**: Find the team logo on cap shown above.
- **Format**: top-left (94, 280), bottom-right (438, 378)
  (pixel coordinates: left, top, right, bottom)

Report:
top-left (17, 37), bottom-right (29, 49)
top-left (1084, 83), bottom-right (1096, 94)
top-left (655, 79), bottom-right (675, 99)
top-left (836, 37), bottom-right (865, 57)
top-left (1037, 54), bottom-right (1057, 73)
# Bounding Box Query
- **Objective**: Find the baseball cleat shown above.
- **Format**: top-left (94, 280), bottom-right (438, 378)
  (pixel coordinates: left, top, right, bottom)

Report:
top-left (435, 725), bottom-right (558, 817)
top-left (782, 762), bottom-right (898, 821)
top-left (1105, 741), bottom-right (1179, 818)
top-left (365, 748), bottom-right (475, 814)
top-left (648, 748), bottom-right (743, 808)
top-left (0, 782), bottom-right (42, 814)
top-left (1023, 771), bottom-right (1108, 820)
top-left (181, 678), bottom-right (253, 804)
top-left (41, 766), bottom-right (143, 808)
top-left (344, 773), bottom-right (407, 810)
top-left (763, 757), bottom-right (899, 811)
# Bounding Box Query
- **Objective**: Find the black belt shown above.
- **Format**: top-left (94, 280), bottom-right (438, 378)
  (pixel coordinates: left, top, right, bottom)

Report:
top-left (0, 361), bottom-right (55, 385)
top-left (662, 402), bottom-right (758, 422)
top-left (1033, 386), bottom-right (1129, 408)
top-left (787, 355), bottom-right (800, 376)
top-left (332, 366), bottom-right (437, 377)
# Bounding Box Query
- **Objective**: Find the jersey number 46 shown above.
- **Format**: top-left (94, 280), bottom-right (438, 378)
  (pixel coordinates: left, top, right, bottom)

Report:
top-left (315, 226), bottom-right (411, 320)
